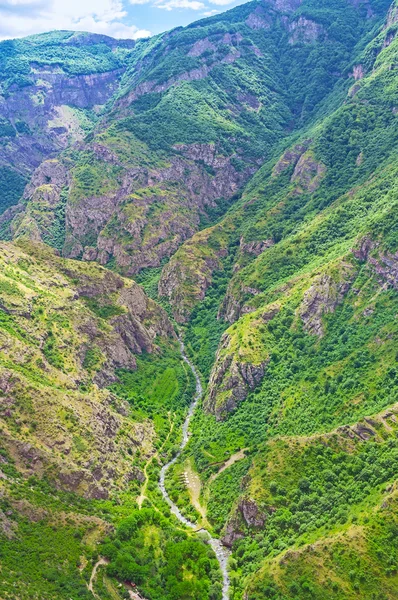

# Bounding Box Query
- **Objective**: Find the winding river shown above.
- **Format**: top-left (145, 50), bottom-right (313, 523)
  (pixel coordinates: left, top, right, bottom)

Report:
top-left (159, 339), bottom-right (230, 600)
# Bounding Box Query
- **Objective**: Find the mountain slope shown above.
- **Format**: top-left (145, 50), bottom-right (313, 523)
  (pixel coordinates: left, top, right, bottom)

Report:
top-left (0, 239), bottom-right (225, 599)
top-left (154, 3), bottom-right (398, 597)
top-left (0, 239), bottom-right (176, 495)
top-left (3, 0), bottom-right (390, 274)
top-left (0, 31), bottom-right (136, 217)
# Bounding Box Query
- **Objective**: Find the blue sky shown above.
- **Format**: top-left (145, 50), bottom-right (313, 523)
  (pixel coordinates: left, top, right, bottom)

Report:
top-left (128, 1), bottom-right (248, 34)
top-left (0, 0), bottom-right (249, 41)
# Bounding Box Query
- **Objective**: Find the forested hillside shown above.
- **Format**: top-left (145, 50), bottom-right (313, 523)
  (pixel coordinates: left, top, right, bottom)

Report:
top-left (1, 0), bottom-right (398, 598)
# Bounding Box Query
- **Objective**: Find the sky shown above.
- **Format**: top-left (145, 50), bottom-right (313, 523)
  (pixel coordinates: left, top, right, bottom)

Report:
top-left (0, 0), bottom-right (249, 41)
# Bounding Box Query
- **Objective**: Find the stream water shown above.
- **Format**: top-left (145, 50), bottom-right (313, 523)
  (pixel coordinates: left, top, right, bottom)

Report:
top-left (159, 339), bottom-right (230, 600)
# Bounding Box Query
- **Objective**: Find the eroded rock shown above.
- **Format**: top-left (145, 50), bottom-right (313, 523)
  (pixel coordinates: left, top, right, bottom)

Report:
top-left (205, 333), bottom-right (269, 419)
top-left (288, 17), bottom-right (326, 44)
top-left (240, 238), bottom-right (274, 257)
top-left (272, 140), bottom-right (312, 177)
top-left (239, 498), bottom-right (266, 528)
top-left (291, 151), bottom-right (326, 193)
top-left (299, 272), bottom-right (353, 337)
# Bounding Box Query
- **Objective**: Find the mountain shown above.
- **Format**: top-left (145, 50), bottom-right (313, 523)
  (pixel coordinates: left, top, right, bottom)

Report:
top-left (0, 31), bottom-right (136, 217)
top-left (1, 0), bottom-right (398, 598)
top-left (1, 0), bottom-right (389, 270)
top-left (0, 239), bottom-right (223, 598)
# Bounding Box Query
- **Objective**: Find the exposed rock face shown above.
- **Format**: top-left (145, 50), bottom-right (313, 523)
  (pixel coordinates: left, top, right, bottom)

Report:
top-left (291, 151), bottom-right (326, 193)
top-left (65, 264), bottom-right (175, 383)
top-left (219, 280), bottom-right (269, 324)
top-left (188, 38), bottom-right (216, 57)
top-left (0, 36), bottom-right (131, 218)
top-left (0, 69), bottom-right (122, 174)
top-left (205, 333), bottom-right (269, 420)
top-left (222, 497), bottom-right (268, 547)
top-left (349, 81), bottom-right (362, 97)
top-left (352, 64), bottom-right (365, 80)
top-left (240, 237), bottom-right (274, 257)
top-left (237, 92), bottom-right (261, 110)
top-left (158, 224), bottom-right (230, 322)
top-left (273, 143), bottom-right (326, 194)
top-left (261, 305), bottom-right (280, 323)
top-left (62, 142), bottom-right (251, 276)
top-left (298, 272), bottom-right (353, 337)
top-left (352, 236), bottom-right (377, 262)
top-left (219, 285), bottom-right (243, 324)
top-left (9, 159), bottom-right (69, 242)
top-left (385, 1), bottom-right (398, 28)
top-left (246, 6), bottom-right (273, 29)
top-left (239, 498), bottom-right (267, 527)
top-left (119, 44), bottom-right (241, 109)
top-left (0, 509), bottom-right (17, 539)
top-left (7, 138), bottom-right (253, 274)
top-left (288, 17), bottom-right (326, 44)
top-left (337, 405), bottom-right (398, 443)
top-left (222, 514), bottom-right (245, 548)
top-left (352, 236), bottom-right (398, 290)
top-left (269, 0), bottom-right (303, 11)
top-left (22, 159), bottom-right (69, 199)
top-left (368, 251), bottom-right (398, 290)
top-left (272, 140), bottom-right (312, 176)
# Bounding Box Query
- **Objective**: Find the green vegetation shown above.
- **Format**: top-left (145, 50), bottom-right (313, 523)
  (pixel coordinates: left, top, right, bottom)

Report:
top-left (2, 0), bottom-right (398, 598)
top-left (42, 187), bottom-right (69, 252)
top-left (184, 253), bottom-right (236, 380)
top-left (0, 166), bottom-right (26, 214)
top-left (0, 30), bottom-right (134, 93)
top-left (0, 512), bottom-right (93, 600)
top-left (241, 433), bottom-right (398, 599)
top-left (148, 3), bottom-right (398, 597)
top-left (111, 343), bottom-right (195, 440)
top-left (102, 508), bottom-right (223, 599)
top-left (0, 241), bottom-right (222, 598)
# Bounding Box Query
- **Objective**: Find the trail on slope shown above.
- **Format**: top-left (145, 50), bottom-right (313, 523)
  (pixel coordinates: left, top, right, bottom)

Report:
top-left (88, 558), bottom-right (109, 599)
top-left (208, 449), bottom-right (248, 486)
top-left (159, 339), bottom-right (230, 600)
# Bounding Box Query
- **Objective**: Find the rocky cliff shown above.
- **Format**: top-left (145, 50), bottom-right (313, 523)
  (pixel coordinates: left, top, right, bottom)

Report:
top-left (0, 31), bottom-right (134, 216)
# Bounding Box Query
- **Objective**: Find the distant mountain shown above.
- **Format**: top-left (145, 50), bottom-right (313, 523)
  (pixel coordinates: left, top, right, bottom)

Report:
top-left (2, 0), bottom-right (389, 272)
top-left (0, 31), bottom-right (135, 215)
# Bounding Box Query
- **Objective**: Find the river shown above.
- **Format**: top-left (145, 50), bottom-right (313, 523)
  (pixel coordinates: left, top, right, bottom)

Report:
top-left (159, 339), bottom-right (230, 600)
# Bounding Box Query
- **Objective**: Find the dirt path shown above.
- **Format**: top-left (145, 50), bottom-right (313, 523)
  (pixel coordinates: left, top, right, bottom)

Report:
top-left (183, 459), bottom-right (210, 528)
top-left (136, 451), bottom-right (158, 509)
top-left (208, 449), bottom-right (248, 486)
top-left (88, 557), bottom-right (109, 599)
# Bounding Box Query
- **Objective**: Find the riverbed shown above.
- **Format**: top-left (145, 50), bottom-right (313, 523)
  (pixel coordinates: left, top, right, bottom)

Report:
top-left (159, 339), bottom-right (230, 600)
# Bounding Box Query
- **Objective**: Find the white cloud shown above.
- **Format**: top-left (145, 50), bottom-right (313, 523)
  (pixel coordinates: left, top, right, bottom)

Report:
top-left (155, 0), bottom-right (205, 10)
top-left (201, 8), bottom-right (219, 15)
top-left (0, 0), bottom-right (151, 40)
top-left (208, 0), bottom-right (234, 4)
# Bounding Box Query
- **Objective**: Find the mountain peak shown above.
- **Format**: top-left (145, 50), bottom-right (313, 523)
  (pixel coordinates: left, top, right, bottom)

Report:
top-left (265, 0), bottom-right (302, 11)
